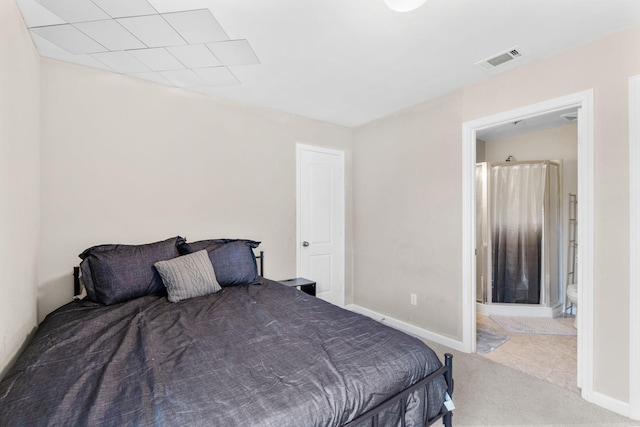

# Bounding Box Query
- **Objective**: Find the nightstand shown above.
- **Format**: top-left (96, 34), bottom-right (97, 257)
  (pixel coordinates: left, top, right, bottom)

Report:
top-left (278, 278), bottom-right (316, 297)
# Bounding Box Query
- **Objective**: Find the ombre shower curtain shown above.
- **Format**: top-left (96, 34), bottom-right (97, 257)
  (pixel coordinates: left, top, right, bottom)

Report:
top-left (491, 163), bottom-right (546, 304)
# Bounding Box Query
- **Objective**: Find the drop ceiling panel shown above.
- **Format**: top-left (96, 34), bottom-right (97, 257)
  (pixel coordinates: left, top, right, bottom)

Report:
top-left (91, 51), bottom-right (149, 73)
top-left (74, 20), bottom-right (146, 51)
top-left (166, 44), bottom-right (221, 69)
top-left (206, 40), bottom-right (259, 66)
top-left (34, 0), bottom-right (110, 23)
top-left (15, 0), bottom-right (65, 28)
top-left (162, 9), bottom-right (228, 44)
top-left (19, 0), bottom-right (640, 127)
top-left (90, 0), bottom-right (158, 19)
top-left (117, 15), bottom-right (187, 48)
top-left (194, 67), bottom-right (239, 86)
top-left (128, 48), bottom-right (185, 71)
top-left (30, 25), bottom-right (108, 54)
top-left (128, 72), bottom-right (171, 85)
top-left (159, 69), bottom-right (206, 87)
top-left (30, 32), bottom-right (114, 71)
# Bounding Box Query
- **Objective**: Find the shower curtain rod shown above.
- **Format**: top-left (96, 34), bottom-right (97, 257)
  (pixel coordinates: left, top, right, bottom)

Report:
top-left (478, 159), bottom-right (561, 167)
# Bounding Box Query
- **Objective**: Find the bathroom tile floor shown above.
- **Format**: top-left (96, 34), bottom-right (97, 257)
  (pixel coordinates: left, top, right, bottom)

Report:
top-left (477, 313), bottom-right (579, 394)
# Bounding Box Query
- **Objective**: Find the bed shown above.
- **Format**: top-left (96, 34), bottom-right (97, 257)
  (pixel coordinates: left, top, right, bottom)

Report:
top-left (0, 236), bottom-right (454, 426)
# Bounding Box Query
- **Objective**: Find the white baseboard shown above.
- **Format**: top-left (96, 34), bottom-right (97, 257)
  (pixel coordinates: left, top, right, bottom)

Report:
top-left (476, 302), bottom-right (563, 318)
top-left (587, 390), bottom-right (630, 419)
top-left (344, 304), bottom-right (466, 352)
top-left (345, 305), bottom-right (632, 419)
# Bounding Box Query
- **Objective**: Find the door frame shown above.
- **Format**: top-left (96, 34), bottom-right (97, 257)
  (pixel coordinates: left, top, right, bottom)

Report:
top-left (629, 75), bottom-right (640, 420)
top-left (461, 90), bottom-right (595, 398)
top-left (296, 143), bottom-right (345, 306)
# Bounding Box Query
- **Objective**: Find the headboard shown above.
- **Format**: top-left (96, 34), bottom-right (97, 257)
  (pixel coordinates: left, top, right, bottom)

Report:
top-left (256, 250), bottom-right (264, 278)
top-left (73, 250), bottom-right (264, 297)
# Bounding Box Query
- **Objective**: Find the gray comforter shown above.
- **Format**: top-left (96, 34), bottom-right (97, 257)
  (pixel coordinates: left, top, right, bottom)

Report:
top-left (0, 279), bottom-right (447, 426)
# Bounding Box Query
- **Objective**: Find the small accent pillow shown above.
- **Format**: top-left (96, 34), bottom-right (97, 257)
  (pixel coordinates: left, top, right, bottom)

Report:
top-left (78, 236), bottom-right (185, 305)
top-left (178, 239), bottom-right (260, 286)
top-left (155, 250), bottom-right (221, 303)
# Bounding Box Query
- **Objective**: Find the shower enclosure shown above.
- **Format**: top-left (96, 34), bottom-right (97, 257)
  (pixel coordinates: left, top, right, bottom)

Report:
top-left (476, 160), bottom-right (563, 317)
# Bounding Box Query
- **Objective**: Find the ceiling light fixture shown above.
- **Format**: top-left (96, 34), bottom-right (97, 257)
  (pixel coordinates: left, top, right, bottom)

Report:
top-left (384, 0), bottom-right (427, 12)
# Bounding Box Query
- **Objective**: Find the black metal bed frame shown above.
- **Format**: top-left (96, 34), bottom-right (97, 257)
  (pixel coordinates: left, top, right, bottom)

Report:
top-left (343, 353), bottom-right (454, 427)
top-left (72, 250), bottom-right (454, 426)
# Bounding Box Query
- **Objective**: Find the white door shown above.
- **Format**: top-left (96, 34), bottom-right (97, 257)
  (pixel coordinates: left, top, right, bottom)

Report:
top-left (297, 144), bottom-right (345, 306)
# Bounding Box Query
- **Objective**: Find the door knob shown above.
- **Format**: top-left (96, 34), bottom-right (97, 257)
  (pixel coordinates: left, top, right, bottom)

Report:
top-left (302, 241), bottom-right (310, 247)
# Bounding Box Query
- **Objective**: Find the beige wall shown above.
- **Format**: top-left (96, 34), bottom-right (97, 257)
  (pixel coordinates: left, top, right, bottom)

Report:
top-left (0, 0), bottom-right (41, 376)
top-left (3, 0), bottom-right (638, 409)
top-left (353, 25), bottom-right (640, 403)
top-left (353, 91), bottom-right (465, 339)
top-left (38, 60), bottom-right (353, 320)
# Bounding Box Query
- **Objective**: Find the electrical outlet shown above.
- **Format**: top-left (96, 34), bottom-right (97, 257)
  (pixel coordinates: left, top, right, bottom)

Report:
top-left (410, 293), bottom-right (417, 306)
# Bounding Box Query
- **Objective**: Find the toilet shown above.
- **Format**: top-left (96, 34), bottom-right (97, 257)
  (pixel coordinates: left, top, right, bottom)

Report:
top-left (566, 284), bottom-right (578, 328)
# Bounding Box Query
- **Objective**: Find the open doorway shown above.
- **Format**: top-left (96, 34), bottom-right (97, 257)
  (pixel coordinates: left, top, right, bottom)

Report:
top-left (461, 90), bottom-right (595, 400)
top-left (474, 109), bottom-right (579, 392)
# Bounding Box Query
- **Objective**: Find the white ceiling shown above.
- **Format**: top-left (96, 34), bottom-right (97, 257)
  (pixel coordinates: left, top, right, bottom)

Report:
top-left (16, 0), bottom-right (640, 127)
top-left (477, 107), bottom-right (578, 141)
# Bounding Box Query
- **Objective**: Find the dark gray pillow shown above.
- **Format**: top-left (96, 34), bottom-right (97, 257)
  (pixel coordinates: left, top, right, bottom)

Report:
top-left (78, 236), bottom-right (185, 305)
top-left (179, 239), bottom-right (260, 286)
top-left (155, 250), bottom-right (221, 302)
top-left (177, 238), bottom-right (260, 255)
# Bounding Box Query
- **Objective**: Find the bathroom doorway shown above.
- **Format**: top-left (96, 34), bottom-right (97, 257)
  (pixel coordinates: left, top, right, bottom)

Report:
top-left (474, 112), bottom-right (578, 393)
top-left (461, 90), bottom-right (595, 398)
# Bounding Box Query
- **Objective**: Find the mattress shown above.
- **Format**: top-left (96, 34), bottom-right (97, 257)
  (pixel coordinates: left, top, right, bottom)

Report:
top-left (0, 279), bottom-right (447, 426)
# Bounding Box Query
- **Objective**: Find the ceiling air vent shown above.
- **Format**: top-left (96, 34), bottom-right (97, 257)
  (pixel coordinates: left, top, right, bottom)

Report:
top-left (475, 47), bottom-right (523, 71)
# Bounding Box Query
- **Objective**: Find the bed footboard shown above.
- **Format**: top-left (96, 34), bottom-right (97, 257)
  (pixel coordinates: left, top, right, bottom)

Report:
top-left (343, 353), bottom-right (454, 427)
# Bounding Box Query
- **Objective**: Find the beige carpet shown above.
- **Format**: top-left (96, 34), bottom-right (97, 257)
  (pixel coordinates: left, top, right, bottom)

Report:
top-left (477, 314), bottom-right (578, 394)
top-left (424, 338), bottom-right (638, 426)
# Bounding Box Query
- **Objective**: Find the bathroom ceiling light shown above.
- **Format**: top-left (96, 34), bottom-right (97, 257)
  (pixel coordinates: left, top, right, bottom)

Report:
top-left (384, 0), bottom-right (427, 12)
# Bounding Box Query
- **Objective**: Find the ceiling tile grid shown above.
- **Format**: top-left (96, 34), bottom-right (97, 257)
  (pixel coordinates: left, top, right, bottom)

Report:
top-left (23, 0), bottom-right (260, 90)
top-left (159, 69), bottom-right (206, 88)
top-left (127, 48), bottom-right (185, 71)
top-left (128, 71), bottom-right (171, 85)
top-left (35, 0), bottom-right (109, 23)
top-left (30, 24), bottom-right (108, 55)
top-left (206, 40), bottom-right (259, 66)
top-left (194, 67), bottom-right (240, 86)
top-left (73, 20), bottom-right (146, 51)
top-left (90, 0), bottom-right (157, 19)
top-left (166, 44), bottom-right (222, 69)
top-left (91, 51), bottom-right (150, 74)
top-left (162, 9), bottom-right (229, 44)
top-left (16, 0), bottom-right (640, 127)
